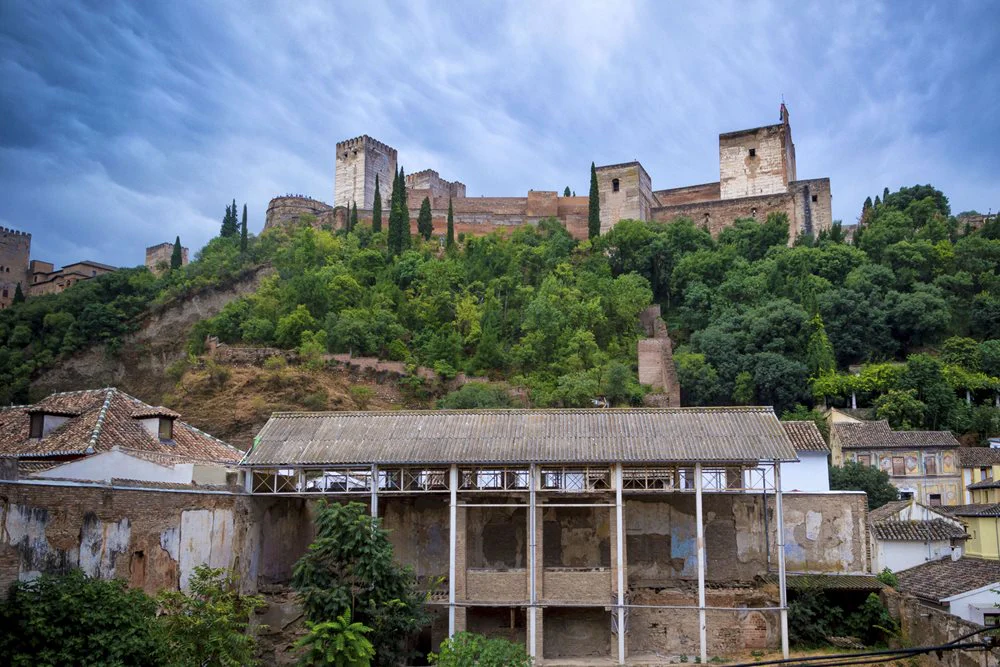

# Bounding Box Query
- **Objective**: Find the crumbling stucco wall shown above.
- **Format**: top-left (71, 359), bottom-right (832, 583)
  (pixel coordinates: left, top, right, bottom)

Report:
top-left (0, 481), bottom-right (310, 597)
top-left (897, 594), bottom-right (985, 667)
top-left (381, 496), bottom-right (449, 579)
top-left (543, 607), bottom-right (612, 659)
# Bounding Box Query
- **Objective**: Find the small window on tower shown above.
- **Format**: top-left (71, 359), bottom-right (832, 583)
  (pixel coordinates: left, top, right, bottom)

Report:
top-left (749, 148), bottom-right (756, 157)
top-left (811, 194), bottom-right (818, 203)
top-left (612, 179), bottom-right (620, 193)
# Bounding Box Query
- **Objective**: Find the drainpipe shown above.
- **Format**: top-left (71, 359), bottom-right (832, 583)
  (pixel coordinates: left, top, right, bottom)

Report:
top-left (615, 463), bottom-right (626, 665)
top-left (529, 464), bottom-right (538, 660)
top-left (448, 465), bottom-right (457, 638)
top-left (775, 460), bottom-right (789, 660)
top-left (695, 462), bottom-right (707, 663)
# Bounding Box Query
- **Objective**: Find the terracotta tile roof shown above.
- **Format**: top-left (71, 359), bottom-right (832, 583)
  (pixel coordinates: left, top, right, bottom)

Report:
top-left (867, 500), bottom-right (915, 523)
top-left (957, 447), bottom-right (1000, 467)
top-left (966, 479), bottom-right (1000, 490)
top-left (131, 406), bottom-right (181, 419)
top-left (938, 503), bottom-right (1000, 518)
top-left (870, 519), bottom-right (967, 542)
top-left (781, 421), bottom-right (829, 452)
top-left (0, 388), bottom-right (244, 464)
top-left (832, 420), bottom-right (959, 449)
top-left (897, 557), bottom-right (1000, 602)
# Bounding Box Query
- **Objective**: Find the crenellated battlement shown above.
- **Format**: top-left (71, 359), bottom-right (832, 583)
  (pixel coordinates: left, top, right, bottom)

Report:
top-left (0, 226), bottom-right (31, 239)
top-left (335, 135), bottom-right (397, 157)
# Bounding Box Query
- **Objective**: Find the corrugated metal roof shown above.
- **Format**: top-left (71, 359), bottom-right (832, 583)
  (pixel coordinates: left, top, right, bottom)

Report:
top-left (243, 407), bottom-right (799, 466)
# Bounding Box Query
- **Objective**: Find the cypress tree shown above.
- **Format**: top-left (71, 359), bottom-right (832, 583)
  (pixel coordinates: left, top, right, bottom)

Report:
top-left (388, 168), bottom-right (402, 256)
top-left (588, 162), bottom-right (600, 239)
top-left (446, 197), bottom-right (455, 249)
top-left (170, 236), bottom-right (183, 270)
top-left (12, 283), bottom-right (24, 304)
top-left (883, 186), bottom-right (890, 203)
top-left (397, 167), bottom-right (410, 252)
top-left (417, 196), bottom-right (433, 240)
top-left (220, 204), bottom-right (234, 237)
top-left (372, 174), bottom-right (382, 233)
top-left (350, 201), bottom-right (359, 233)
top-left (240, 204), bottom-right (248, 252)
top-left (563, 186), bottom-right (571, 197)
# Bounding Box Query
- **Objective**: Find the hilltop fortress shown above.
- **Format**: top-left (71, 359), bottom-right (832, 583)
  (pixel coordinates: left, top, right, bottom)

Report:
top-left (266, 104), bottom-right (833, 241)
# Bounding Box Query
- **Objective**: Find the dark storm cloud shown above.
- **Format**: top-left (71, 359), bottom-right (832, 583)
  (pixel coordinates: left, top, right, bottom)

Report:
top-left (0, 0), bottom-right (997, 267)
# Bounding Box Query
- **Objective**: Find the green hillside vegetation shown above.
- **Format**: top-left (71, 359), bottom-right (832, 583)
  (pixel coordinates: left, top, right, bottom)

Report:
top-left (1, 184), bottom-right (999, 441)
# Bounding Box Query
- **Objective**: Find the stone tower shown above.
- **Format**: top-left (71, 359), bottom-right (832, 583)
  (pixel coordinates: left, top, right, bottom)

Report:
top-left (719, 103), bottom-right (797, 200)
top-left (595, 162), bottom-right (654, 233)
top-left (334, 135), bottom-right (398, 210)
top-left (0, 226), bottom-right (30, 309)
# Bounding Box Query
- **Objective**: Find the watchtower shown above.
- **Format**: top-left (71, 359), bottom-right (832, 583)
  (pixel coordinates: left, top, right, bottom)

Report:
top-left (719, 103), bottom-right (797, 200)
top-left (334, 136), bottom-right (398, 210)
top-left (0, 226), bottom-right (31, 309)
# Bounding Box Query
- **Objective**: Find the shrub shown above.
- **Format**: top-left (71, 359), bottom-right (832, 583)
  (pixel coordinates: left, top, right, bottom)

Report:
top-left (349, 385), bottom-right (375, 410)
top-left (875, 567), bottom-right (899, 589)
top-left (429, 632), bottom-right (532, 667)
top-left (295, 610), bottom-right (375, 667)
top-left (157, 565), bottom-right (265, 667)
top-left (0, 570), bottom-right (167, 666)
top-left (292, 501), bottom-right (429, 665)
top-left (437, 382), bottom-right (514, 409)
top-left (263, 355), bottom-right (288, 371)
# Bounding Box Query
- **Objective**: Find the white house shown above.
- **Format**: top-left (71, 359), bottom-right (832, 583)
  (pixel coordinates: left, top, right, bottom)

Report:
top-left (868, 499), bottom-right (967, 573)
top-left (898, 557), bottom-right (1000, 625)
top-left (31, 446), bottom-right (231, 487)
top-left (779, 421), bottom-right (830, 492)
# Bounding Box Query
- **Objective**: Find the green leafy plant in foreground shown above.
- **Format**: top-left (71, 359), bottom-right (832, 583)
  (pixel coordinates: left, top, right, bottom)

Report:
top-left (429, 631), bottom-right (533, 667)
top-left (295, 610), bottom-right (375, 667)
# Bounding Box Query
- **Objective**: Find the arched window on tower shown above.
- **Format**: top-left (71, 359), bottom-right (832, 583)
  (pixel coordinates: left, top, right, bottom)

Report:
top-left (612, 178), bottom-right (620, 193)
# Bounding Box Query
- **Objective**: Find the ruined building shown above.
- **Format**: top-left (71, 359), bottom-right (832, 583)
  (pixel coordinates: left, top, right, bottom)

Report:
top-left (244, 408), bottom-right (869, 664)
top-left (265, 104), bottom-right (833, 241)
top-left (145, 241), bottom-right (189, 276)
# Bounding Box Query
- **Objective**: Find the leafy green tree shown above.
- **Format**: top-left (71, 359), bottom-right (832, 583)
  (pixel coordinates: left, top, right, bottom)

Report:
top-left (899, 353), bottom-right (958, 428)
top-left (276, 304), bottom-right (319, 348)
top-left (446, 198), bottom-right (455, 249)
top-left (588, 162), bottom-right (600, 239)
top-left (805, 313), bottom-right (836, 377)
top-left (942, 336), bottom-right (981, 370)
top-left (752, 352), bottom-right (809, 415)
top-left (874, 388), bottom-right (926, 428)
top-left (292, 501), bottom-right (428, 666)
top-left (372, 174), bottom-right (382, 234)
top-left (241, 204), bottom-right (249, 252)
top-left (157, 565), bottom-right (265, 667)
top-left (430, 632), bottom-right (532, 667)
top-left (295, 611), bottom-right (375, 667)
top-left (732, 371), bottom-right (755, 405)
top-left (0, 569), bottom-right (167, 666)
top-left (438, 382), bottom-right (515, 409)
top-left (674, 351), bottom-right (723, 406)
top-left (829, 460), bottom-right (900, 509)
top-left (171, 236), bottom-right (184, 270)
top-left (417, 196), bottom-right (433, 240)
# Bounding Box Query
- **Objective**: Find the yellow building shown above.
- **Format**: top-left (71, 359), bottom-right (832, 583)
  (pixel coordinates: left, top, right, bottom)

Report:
top-left (943, 447), bottom-right (1000, 560)
top-left (829, 412), bottom-right (962, 506)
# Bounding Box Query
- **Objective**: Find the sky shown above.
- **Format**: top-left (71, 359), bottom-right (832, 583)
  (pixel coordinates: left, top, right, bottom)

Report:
top-left (0, 0), bottom-right (997, 268)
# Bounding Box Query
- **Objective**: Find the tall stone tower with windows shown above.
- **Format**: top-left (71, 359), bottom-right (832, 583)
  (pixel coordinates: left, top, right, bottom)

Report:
top-left (718, 102), bottom-right (797, 199)
top-left (334, 135), bottom-right (398, 210)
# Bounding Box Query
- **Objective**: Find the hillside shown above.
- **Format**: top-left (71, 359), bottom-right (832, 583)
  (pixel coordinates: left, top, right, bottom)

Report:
top-left (3, 183), bottom-right (1000, 444)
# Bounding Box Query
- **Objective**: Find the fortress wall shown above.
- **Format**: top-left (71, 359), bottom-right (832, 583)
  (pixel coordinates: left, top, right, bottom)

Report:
top-left (653, 182), bottom-right (721, 207)
top-left (719, 124), bottom-right (791, 199)
top-left (790, 178), bottom-right (833, 238)
top-left (264, 197), bottom-right (336, 231)
top-left (651, 191), bottom-right (797, 239)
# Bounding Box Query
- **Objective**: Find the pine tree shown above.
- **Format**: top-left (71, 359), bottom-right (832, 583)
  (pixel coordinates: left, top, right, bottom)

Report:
top-left (563, 186), bottom-right (571, 197)
top-left (588, 162), bottom-right (600, 239)
top-left (372, 173), bottom-right (382, 233)
top-left (170, 236), bottom-right (183, 270)
top-left (12, 283), bottom-right (24, 304)
top-left (350, 201), bottom-right (359, 233)
top-left (417, 196), bottom-right (433, 240)
top-left (240, 204), bottom-right (248, 251)
top-left (446, 197), bottom-right (455, 249)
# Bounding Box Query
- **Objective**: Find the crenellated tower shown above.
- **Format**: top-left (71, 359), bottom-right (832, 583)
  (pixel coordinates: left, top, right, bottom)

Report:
top-left (334, 135), bottom-right (398, 210)
top-left (0, 226), bottom-right (31, 309)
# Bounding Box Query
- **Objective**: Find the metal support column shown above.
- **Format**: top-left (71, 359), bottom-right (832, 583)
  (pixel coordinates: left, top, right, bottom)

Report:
top-left (775, 460), bottom-right (789, 659)
top-left (695, 462), bottom-right (707, 663)
top-left (370, 465), bottom-right (379, 517)
top-left (528, 464), bottom-right (538, 660)
top-left (448, 464), bottom-right (458, 638)
top-left (615, 463), bottom-right (626, 665)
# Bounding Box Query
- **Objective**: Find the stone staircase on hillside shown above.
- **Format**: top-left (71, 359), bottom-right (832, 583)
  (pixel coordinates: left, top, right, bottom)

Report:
top-left (637, 305), bottom-right (681, 407)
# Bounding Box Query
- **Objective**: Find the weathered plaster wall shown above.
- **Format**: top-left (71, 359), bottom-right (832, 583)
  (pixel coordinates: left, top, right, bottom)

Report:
top-left (542, 607), bottom-right (612, 660)
top-left (0, 481), bottom-right (309, 596)
top-left (381, 496), bottom-right (449, 579)
top-left (897, 594), bottom-right (984, 667)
